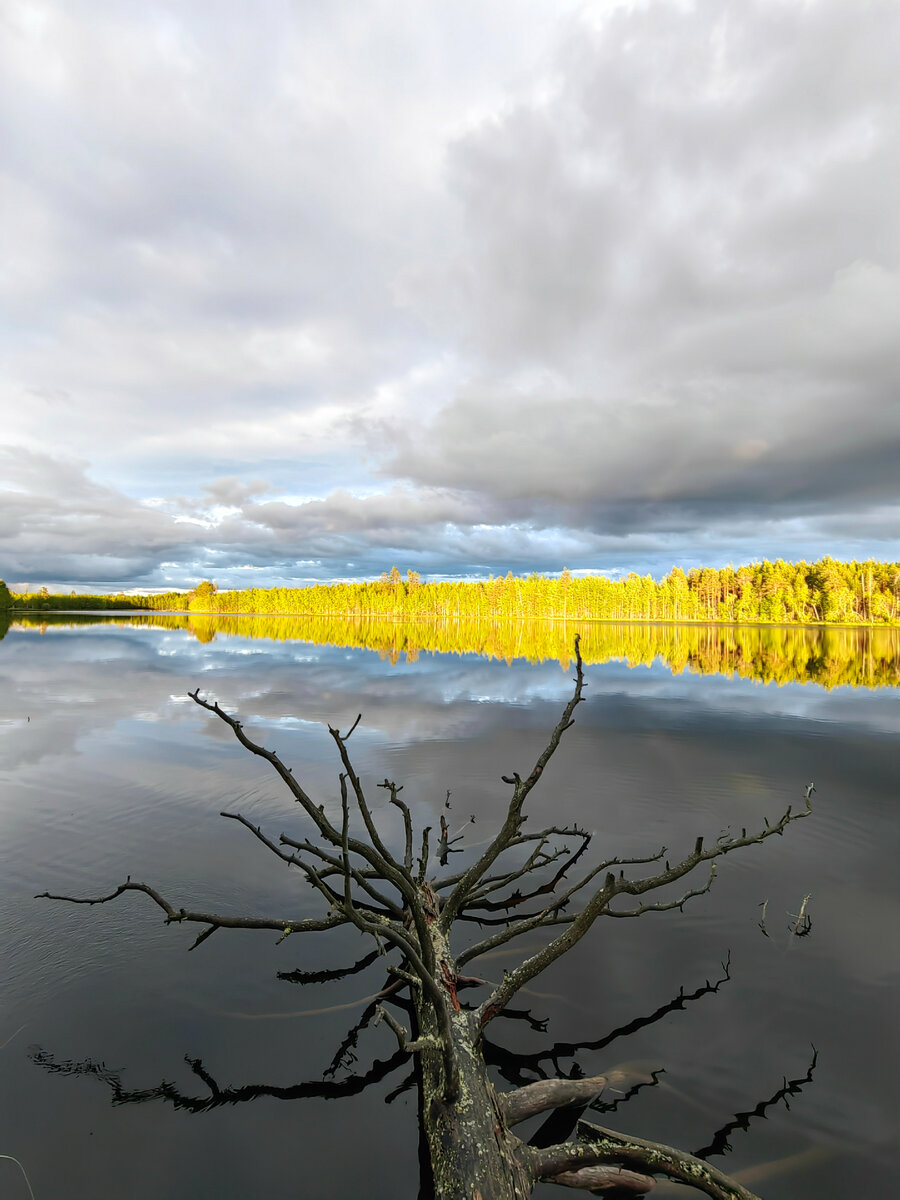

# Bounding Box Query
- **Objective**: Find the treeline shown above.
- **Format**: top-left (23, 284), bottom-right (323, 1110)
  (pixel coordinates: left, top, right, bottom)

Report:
top-left (5, 557), bottom-right (900, 624)
top-left (0, 584), bottom-right (147, 612)
top-left (9, 610), bottom-right (900, 689)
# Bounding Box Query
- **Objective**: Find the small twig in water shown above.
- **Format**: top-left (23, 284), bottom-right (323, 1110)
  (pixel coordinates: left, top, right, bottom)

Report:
top-left (0, 1024), bottom-right (26, 1051)
top-left (788, 893), bottom-right (812, 937)
top-left (0, 1154), bottom-right (36, 1200)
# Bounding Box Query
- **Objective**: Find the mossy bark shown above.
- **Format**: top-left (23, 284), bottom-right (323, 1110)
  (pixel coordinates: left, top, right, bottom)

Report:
top-left (412, 928), bottom-right (531, 1200)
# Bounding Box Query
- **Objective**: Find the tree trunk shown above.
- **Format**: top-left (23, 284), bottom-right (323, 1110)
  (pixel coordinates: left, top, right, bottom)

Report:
top-left (414, 999), bottom-right (532, 1200)
top-left (412, 925), bottom-right (532, 1200)
top-left (39, 652), bottom-right (802, 1200)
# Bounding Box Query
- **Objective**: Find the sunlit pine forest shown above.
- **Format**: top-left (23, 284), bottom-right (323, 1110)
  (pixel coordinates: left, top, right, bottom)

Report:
top-left (5, 558), bottom-right (900, 625)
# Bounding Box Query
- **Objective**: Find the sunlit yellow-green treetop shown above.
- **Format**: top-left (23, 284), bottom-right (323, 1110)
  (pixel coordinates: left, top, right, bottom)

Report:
top-left (8, 557), bottom-right (900, 626)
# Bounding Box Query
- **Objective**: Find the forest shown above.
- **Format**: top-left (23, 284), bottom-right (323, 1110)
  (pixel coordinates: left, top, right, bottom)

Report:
top-left (5, 557), bottom-right (900, 625)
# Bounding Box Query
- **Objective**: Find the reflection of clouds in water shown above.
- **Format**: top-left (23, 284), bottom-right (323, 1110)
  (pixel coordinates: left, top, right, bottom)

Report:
top-left (585, 664), bottom-right (900, 735)
top-left (198, 630), bottom-right (900, 733)
top-left (0, 623), bottom-right (890, 841)
top-left (0, 630), bottom-right (203, 769)
top-left (2, 624), bottom-right (899, 779)
top-left (819, 883), bottom-right (900, 986)
top-left (1, 620), bottom-right (898, 1191)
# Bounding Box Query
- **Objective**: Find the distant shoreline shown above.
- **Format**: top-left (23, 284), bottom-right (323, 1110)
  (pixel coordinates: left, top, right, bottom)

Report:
top-left (4, 557), bottom-right (900, 626)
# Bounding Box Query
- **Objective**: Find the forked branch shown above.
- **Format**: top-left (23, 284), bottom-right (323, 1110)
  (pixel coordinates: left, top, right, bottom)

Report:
top-left (529, 1119), bottom-right (764, 1200)
top-left (438, 635), bottom-right (587, 931)
top-left (35, 879), bottom-right (347, 949)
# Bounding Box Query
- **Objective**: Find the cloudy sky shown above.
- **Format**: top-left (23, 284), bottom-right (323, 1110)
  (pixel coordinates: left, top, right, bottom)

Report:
top-left (1, 0), bottom-right (898, 593)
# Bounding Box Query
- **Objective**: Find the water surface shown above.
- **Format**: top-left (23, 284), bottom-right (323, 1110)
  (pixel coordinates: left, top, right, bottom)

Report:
top-left (1, 615), bottom-right (897, 1198)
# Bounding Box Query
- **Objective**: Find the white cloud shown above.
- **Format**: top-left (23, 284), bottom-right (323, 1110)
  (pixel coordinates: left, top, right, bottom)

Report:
top-left (0, 0), bottom-right (898, 588)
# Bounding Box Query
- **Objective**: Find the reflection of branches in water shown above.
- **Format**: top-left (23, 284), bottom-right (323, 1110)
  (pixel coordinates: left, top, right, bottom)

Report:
top-left (27, 958), bottom-right (728, 1116)
top-left (477, 957), bottom-right (730, 1151)
top-left (384, 1068), bottom-right (418, 1105)
top-left (588, 1069), bottom-right (664, 1117)
top-left (323, 986), bottom-right (413, 1079)
top-left (484, 954), bottom-right (732, 1088)
top-left (276, 949), bottom-right (405, 1079)
top-left (29, 956), bottom-right (814, 1191)
top-left (483, 1004), bottom-right (549, 1034)
top-left (277, 947), bottom-right (385, 984)
top-left (28, 1045), bottom-right (409, 1113)
top-left (693, 1046), bottom-right (819, 1161)
top-left (528, 1068), bottom-right (664, 1149)
top-left (323, 996), bottom-right (382, 1079)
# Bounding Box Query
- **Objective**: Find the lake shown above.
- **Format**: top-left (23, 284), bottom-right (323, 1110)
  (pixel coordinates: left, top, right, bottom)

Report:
top-left (1, 614), bottom-right (898, 1198)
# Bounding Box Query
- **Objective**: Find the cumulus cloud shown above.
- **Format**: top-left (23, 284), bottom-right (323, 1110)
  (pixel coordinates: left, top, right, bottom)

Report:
top-left (0, 447), bottom-right (205, 585)
top-left (433, 1), bottom-right (900, 371)
top-left (394, 0), bottom-right (900, 534)
top-left (0, 0), bottom-right (897, 588)
top-left (202, 477), bottom-right (272, 509)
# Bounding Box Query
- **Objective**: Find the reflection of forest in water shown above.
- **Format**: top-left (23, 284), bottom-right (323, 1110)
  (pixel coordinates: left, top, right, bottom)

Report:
top-left (7, 611), bottom-right (900, 689)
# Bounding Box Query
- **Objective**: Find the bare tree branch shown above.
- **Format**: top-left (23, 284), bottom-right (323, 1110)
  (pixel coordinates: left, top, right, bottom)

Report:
top-left (328, 723), bottom-right (404, 876)
top-left (220, 810), bottom-right (401, 921)
top-left (500, 1068), bottom-right (658, 1127)
top-left (475, 793), bottom-right (811, 1029)
top-left (379, 778), bottom-right (414, 873)
top-left (36, 880), bottom-right (347, 940)
top-left (374, 1005), bottom-right (439, 1054)
top-left (542, 1165), bottom-right (655, 1192)
top-left (528, 1120), bottom-right (764, 1200)
top-left (455, 843), bottom-right (669, 966)
top-left (417, 824), bottom-right (432, 882)
top-left (463, 830), bottom-right (593, 913)
top-left (275, 832), bottom-right (404, 912)
top-left (438, 635), bottom-right (586, 931)
top-left (37, 648), bottom-right (814, 1200)
top-left (188, 690), bottom-right (338, 841)
top-left (189, 692), bottom-right (419, 916)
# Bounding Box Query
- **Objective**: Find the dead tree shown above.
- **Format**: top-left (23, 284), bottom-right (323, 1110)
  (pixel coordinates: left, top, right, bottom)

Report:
top-left (38, 637), bottom-right (813, 1199)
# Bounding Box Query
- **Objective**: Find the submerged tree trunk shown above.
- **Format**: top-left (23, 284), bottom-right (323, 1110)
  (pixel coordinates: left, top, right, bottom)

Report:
top-left (39, 637), bottom-right (813, 1199)
top-left (415, 1000), bottom-right (532, 1200)
top-left (408, 917), bottom-right (654, 1199)
top-left (388, 898), bottom-right (659, 1199)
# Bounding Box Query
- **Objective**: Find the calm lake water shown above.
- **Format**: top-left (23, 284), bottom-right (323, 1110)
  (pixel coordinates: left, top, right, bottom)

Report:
top-left (1, 614), bottom-right (898, 1199)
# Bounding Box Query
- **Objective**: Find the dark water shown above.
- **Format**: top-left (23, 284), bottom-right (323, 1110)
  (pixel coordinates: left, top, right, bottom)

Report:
top-left (0, 616), bottom-right (898, 1199)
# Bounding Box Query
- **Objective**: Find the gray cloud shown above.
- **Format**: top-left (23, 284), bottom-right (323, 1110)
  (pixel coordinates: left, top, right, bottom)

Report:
top-left (0, 0), bottom-right (898, 589)
top-left (389, 375), bottom-right (900, 515)
top-left (202, 477), bottom-right (272, 508)
top-left (435, 0), bottom-right (900, 371)
top-left (393, 0), bottom-right (900, 542)
top-left (0, 448), bottom-right (204, 584)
